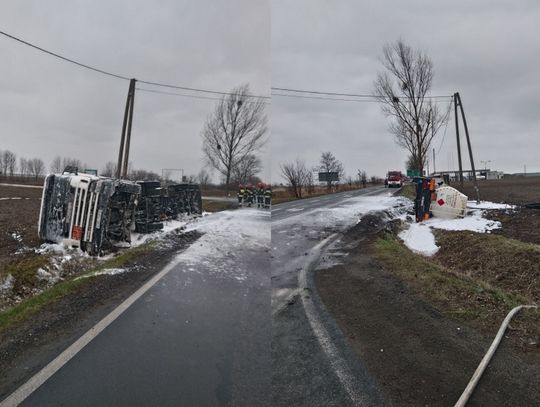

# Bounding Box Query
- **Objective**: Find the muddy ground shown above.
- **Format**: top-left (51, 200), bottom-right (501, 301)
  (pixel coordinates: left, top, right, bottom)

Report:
top-left (456, 177), bottom-right (540, 245)
top-left (457, 176), bottom-right (540, 206)
top-left (0, 185), bottom-right (42, 272)
top-left (316, 215), bottom-right (540, 406)
top-left (0, 229), bottom-right (201, 400)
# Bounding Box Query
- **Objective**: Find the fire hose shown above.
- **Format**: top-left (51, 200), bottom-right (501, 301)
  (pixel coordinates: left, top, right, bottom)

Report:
top-left (454, 304), bottom-right (538, 406)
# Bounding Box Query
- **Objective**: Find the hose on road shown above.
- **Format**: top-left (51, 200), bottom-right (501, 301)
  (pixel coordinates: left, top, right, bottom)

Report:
top-left (454, 304), bottom-right (538, 407)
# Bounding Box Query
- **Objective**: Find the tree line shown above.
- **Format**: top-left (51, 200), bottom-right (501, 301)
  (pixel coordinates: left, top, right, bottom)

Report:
top-left (280, 152), bottom-right (374, 199)
top-left (0, 149), bottom-right (45, 180)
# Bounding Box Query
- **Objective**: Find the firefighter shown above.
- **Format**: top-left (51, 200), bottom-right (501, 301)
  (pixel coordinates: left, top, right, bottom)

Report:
top-left (256, 182), bottom-right (264, 208)
top-left (246, 184), bottom-right (254, 207)
top-left (264, 184), bottom-right (272, 208)
top-left (238, 184), bottom-right (245, 206)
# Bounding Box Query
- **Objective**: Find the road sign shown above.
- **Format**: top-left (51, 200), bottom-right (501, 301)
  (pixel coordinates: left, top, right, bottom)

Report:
top-left (318, 171), bottom-right (339, 182)
top-left (407, 169), bottom-right (420, 177)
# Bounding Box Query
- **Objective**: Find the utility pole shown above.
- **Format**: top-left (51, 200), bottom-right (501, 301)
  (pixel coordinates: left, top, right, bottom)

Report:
top-left (116, 78), bottom-right (137, 179)
top-left (454, 92), bottom-right (480, 203)
top-left (454, 94), bottom-right (464, 186)
top-left (433, 148), bottom-right (436, 174)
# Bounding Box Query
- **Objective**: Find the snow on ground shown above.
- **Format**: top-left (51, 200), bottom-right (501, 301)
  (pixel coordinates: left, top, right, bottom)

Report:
top-left (0, 274), bottom-right (14, 294)
top-left (75, 268), bottom-right (127, 280)
top-left (398, 202), bottom-right (508, 256)
top-left (467, 201), bottom-right (515, 210)
top-left (130, 218), bottom-right (191, 248)
top-left (176, 208), bottom-right (270, 281)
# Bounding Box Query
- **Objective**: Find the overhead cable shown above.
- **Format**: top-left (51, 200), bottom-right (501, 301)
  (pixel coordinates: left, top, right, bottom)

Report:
top-left (0, 29), bottom-right (270, 99)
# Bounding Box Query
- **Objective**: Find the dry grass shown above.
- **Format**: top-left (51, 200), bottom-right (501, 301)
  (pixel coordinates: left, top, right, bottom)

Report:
top-left (0, 242), bottom-right (155, 333)
top-left (202, 199), bottom-right (238, 212)
top-left (373, 233), bottom-right (539, 351)
top-left (434, 230), bottom-right (540, 303)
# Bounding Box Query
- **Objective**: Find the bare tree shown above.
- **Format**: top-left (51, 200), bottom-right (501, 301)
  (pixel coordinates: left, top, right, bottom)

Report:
top-left (3, 150), bottom-right (17, 176)
top-left (358, 170), bottom-right (367, 188)
top-left (28, 158), bottom-right (45, 180)
top-left (405, 155), bottom-right (417, 171)
top-left (128, 168), bottom-right (161, 181)
top-left (305, 171), bottom-right (315, 194)
top-left (101, 161), bottom-right (117, 177)
top-left (281, 159), bottom-right (309, 199)
top-left (19, 157), bottom-right (29, 177)
top-left (197, 169), bottom-right (211, 187)
top-left (318, 151), bottom-right (344, 190)
top-left (201, 84), bottom-right (267, 192)
top-left (374, 40), bottom-right (448, 174)
top-left (50, 156), bottom-right (63, 173)
top-left (232, 154), bottom-right (262, 185)
top-left (62, 157), bottom-right (83, 171)
top-left (0, 150), bottom-right (8, 175)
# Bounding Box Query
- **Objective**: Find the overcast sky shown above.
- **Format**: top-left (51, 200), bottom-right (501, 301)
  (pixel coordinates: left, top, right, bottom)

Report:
top-left (2, 1), bottom-right (540, 185)
top-left (272, 0), bottom-right (540, 182)
top-left (0, 0), bottom-right (270, 182)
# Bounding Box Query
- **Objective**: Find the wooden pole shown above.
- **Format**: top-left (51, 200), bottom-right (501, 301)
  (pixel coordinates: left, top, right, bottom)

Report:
top-left (122, 79), bottom-right (137, 179)
top-left (456, 92), bottom-right (480, 203)
top-left (454, 93), bottom-right (464, 186)
top-left (116, 80), bottom-right (133, 179)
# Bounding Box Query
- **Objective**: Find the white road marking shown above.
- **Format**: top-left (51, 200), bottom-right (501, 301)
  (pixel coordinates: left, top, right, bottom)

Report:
top-left (0, 183), bottom-right (43, 189)
top-left (298, 234), bottom-right (369, 406)
top-left (0, 257), bottom-right (184, 407)
top-left (286, 207), bottom-right (304, 212)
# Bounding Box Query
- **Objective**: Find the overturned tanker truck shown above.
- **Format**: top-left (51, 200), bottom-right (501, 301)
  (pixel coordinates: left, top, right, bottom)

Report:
top-left (38, 169), bottom-right (202, 256)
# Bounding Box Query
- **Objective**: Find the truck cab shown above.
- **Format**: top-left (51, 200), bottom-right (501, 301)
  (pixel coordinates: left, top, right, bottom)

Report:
top-left (386, 171), bottom-right (403, 188)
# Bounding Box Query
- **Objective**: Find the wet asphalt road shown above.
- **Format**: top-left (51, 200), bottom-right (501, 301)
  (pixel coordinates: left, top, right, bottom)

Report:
top-left (271, 187), bottom-right (391, 407)
top-left (271, 187), bottom-right (386, 313)
top-left (18, 211), bottom-right (270, 407)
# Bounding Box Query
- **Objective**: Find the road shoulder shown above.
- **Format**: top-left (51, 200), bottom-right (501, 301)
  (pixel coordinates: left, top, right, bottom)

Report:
top-left (315, 213), bottom-right (540, 406)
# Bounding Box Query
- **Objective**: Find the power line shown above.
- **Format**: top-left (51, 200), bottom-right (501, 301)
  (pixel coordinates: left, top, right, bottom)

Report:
top-left (137, 80), bottom-right (269, 99)
top-left (0, 30), bottom-right (131, 81)
top-left (436, 97), bottom-right (455, 155)
top-left (136, 87), bottom-right (271, 104)
top-left (0, 29), bottom-right (270, 99)
top-left (272, 86), bottom-right (452, 99)
top-left (272, 92), bottom-right (453, 103)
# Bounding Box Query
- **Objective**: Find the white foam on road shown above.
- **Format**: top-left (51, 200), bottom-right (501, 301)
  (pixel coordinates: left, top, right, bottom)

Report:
top-left (178, 208), bottom-right (269, 281)
top-left (273, 193), bottom-right (409, 229)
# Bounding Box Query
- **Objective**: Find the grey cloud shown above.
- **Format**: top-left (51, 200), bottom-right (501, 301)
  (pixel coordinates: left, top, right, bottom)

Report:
top-left (272, 0), bottom-right (540, 181)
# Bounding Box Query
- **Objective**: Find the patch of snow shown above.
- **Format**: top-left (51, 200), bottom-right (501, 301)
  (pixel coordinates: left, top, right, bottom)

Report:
top-left (130, 219), bottom-right (190, 248)
top-left (398, 223), bottom-right (439, 256)
top-left (0, 274), bottom-right (14, 294)
top-left (398, 201), bottom-right (504, 256)
top-left (75, 268), bottom-right (127, 280)
top-left (36, 267), bottom-right (62, 284)
top-left (10, 232), bottom-right (22, 242)
top-left (467, 201), bottom-right (515, 210)
top-left (35, 243), bottom-right (68, 255)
